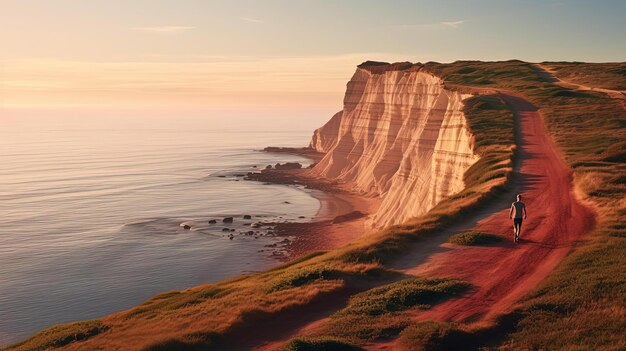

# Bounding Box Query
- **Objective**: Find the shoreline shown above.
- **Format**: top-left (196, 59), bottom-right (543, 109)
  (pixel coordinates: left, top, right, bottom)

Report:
top-left (246, 155), bottom-right (379, 260)
top-left (279, 185), bottom-right (378, 259)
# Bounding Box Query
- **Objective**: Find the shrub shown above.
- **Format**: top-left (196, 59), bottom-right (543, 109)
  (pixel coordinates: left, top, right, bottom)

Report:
top-left (448, 231), bottom-right (503, 246)
top-left (281, 337), bottom-right (364, 351)
top-left (268, 266), bottom-right (342, 292)
top-left (398, 322), bottom-right (478, 351)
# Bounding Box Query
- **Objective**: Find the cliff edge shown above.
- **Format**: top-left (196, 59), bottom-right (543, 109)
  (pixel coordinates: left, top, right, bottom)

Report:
top-left (309, 62), bottom-right (479, 227)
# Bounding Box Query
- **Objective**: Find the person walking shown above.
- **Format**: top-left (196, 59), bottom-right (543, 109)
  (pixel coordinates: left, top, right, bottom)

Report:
top-left (509, 194), bottom-right (527, 243)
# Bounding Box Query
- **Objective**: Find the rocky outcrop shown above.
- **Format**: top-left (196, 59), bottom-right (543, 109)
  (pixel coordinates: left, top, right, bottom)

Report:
top-left (310, 111), bottom-right (342, 153)
top-left (309, 62), bottom-right (479, 228)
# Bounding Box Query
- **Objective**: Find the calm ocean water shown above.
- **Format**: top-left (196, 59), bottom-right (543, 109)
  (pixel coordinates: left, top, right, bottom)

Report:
top-left (0, 114), bottom-right (323, 345)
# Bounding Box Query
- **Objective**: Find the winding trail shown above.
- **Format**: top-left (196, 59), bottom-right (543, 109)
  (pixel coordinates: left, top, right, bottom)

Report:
top-left (252, 91), bottom-right (595, 350)
top-left (533, 63), bottom-right (625, 101)
top-left (385, 93), bottom-right (594, 325)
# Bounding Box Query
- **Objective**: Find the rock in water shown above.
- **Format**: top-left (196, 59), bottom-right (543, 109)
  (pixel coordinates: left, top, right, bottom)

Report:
top-left (208, 219), bottom-right (217, 224)
top-left (243, 215), bottom-right (252, 219)
top-left (183, 224), bottom-right (191, 230)
top-left (274, 162), bottom-right (303, 170)
top-left (222, 217), bottom-right (234, 223)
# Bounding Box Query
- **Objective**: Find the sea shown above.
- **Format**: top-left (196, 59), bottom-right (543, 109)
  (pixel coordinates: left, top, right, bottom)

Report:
top-left (0, 113), bottom-right (325, 346)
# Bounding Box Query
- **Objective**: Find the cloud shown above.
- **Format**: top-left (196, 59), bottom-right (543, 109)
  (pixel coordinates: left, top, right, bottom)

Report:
top-left (441, 20), bottom-right (465, 28)
top-left (239, 17), bottom-right (265, 24)
top-left (390, 20), bottom-right (466, 31)
top-left (132, 26), bottom-right (195, 33)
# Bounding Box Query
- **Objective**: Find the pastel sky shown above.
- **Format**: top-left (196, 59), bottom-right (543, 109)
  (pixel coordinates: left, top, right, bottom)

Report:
top-left (1, 0), bottom-right (624, 116)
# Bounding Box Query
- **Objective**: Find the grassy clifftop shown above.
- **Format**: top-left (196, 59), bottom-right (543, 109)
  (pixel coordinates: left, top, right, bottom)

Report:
top-left (7, 61), bottom-right (624, 351)
top-left (426, 60), bottom-right (625, 350)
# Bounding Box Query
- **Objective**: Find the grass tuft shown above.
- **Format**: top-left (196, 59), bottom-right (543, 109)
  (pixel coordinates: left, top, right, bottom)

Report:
top-left (7, 320), bottom-right (107, 351)
top-left (397, 322), bottom-right (477, 351)
top-left (335, 278), bottom-right (470, 317)
top-left (448, 231), bottom-right (503, 246)
top-left (280, 337), bottom-right (364, 351)
top-left (308, 278), bottom-right (471, 342)
top-left (267, 266), bottom-right (343, 292)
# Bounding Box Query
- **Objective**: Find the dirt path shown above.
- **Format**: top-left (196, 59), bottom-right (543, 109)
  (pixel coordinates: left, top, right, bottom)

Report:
top-left (533, 63), bottom-right (625, 100)
top-left (251, 93), bottom-right (595, 350)
top-left (384, 94), bottom-right (594, 327)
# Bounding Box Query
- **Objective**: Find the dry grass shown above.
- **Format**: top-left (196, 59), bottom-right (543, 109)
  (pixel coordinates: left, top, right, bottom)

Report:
top-left (541, 61), bottom-right (626, 91)
top-left (397, 322), bottom-right (476, 351)
top-left (280, 337), bottom-right (363, 351)
top-left (305, 278), bottom-right (471, 343)
top-left (427, 60), bottom-right (626, 349)
top-left (6, 320), bottom-right (107, 351)
top-left (447, 231), bottom-right (502, 246)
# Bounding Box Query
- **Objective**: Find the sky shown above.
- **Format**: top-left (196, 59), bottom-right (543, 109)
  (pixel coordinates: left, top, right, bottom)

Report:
top-left (1, 0), bottom-right (624, 118)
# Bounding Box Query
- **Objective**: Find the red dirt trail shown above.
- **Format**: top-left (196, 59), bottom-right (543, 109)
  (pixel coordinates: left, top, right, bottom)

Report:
top-left (252, 93), bottom-right (595, 350)
top-left (533, 64), bottom-right (626, 101)
top-left (390, 94), bottom-right (595, 325)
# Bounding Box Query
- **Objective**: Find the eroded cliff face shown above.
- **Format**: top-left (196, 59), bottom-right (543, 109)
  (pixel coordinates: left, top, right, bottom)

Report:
top-left (309, 62), bottom-right (479, 228)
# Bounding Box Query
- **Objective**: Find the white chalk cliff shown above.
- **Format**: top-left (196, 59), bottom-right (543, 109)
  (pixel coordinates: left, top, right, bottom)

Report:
top-left (309, 62), bottom-right (479, 228)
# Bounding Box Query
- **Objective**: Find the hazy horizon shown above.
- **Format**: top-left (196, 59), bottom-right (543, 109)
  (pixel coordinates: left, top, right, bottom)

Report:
top-left (2, 0), bottom-right (624, 118)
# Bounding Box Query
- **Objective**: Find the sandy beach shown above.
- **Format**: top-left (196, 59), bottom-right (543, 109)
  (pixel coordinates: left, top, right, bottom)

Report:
top-left (245, 153), bottom-right (380, 260)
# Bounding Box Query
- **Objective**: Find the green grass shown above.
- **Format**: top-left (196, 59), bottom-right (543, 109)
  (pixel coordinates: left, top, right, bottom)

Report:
top-left (334, 278), bottom-right (470, 317)
top-left (425, 60), bottom-right (626, 350)
top-left (267, 266), bottom-right (343, 292)
top-left (280, 337), bottom-right (364, 351)
top-left (501, 238), bottom-right (626, 350)
top-left (448, 231), bottom-right (503, 246)
top-left (7, 320), bottom-right (107, 351)
top-left (542, 61), bottom-right (626, 91)
top-left (299, 278), bottom-right (471, 343)
top-left (397, 322), bottom-right (477, 351)
top-left (123, 285), bottom-right (229, 319)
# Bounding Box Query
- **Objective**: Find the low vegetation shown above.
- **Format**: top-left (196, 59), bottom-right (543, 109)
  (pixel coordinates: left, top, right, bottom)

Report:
top-left (541, 61), bottom-right (626, 91)
top-left (397, 322), bottom-right (476, 351)
top-left (448, 230), bottom-right (503, 246)
top-left (267, 266), bottom-right (343, 292)
top-left (310, 278), bottom-right (470, 343)
top-left (281, 337), bottom-right (363, 351)
top-left (7, 320), bottom-right (107, 351)
top-left (428, 60), bottom-right (626, 349)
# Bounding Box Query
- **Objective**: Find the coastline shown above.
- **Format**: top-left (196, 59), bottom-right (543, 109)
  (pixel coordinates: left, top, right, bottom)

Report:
top-left (249, 149), bottom-right (380, 260)
top-left (277, 186), bottom-right (378, 259)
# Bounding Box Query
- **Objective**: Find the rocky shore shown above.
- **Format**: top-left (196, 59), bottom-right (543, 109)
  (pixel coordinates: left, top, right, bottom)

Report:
top-left (241, 151), bottom-right (378, 260)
